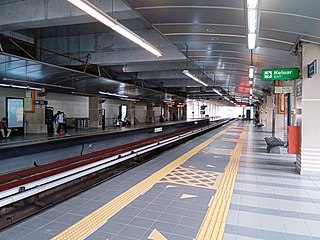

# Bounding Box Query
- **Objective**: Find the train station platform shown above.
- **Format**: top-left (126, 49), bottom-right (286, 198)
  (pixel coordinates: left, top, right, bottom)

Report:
top-left (0, 119), bottom-right (205, 148)
top-left (1, 121), bottom-right (320, 240)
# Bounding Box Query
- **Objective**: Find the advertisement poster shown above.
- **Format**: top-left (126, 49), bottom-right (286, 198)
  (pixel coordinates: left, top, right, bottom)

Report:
top-left (7, 98), bottom-right (24, 128)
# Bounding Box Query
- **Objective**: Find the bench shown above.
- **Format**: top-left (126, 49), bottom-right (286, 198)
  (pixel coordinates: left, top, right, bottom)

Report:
top-left (265, 137), bottom-right (285, 153)
top-left (256, 123), bottom-right (264, 128)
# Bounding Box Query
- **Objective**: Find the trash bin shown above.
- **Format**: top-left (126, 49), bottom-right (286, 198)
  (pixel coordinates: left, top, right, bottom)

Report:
top-left (288, 126), bottom-right (301, 154)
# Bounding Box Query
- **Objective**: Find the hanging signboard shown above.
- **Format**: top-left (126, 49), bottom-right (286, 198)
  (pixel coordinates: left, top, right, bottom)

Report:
top-left (274, 86), bottom-right (283, 94)
top-left (282, 86), bottom-right (292, 94)
top-left (35, 99), bottom-right (48, 105)
top-left (262, 68), bottom-right (300, 81)
top-left (296, 79), bottom-right (302, 97)
top-left (308, 59), bottom-right (317, 78)
top-left (274, 86), bottom-right (292, 94)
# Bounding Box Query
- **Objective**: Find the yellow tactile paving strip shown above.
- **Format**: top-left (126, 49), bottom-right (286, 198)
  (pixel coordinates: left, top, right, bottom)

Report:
top-left (51, 126), bottom-right (232, 240)
top-left (159, 166), bottom-right (222, 189)
top-left (196, 126), bottom-right (247, 240)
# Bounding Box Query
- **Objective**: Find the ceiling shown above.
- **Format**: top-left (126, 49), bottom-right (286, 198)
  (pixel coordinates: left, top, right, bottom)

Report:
top-left (0, 52), bottom-right (181, 103)
top-left (1, 0), bottom-right (318, 104)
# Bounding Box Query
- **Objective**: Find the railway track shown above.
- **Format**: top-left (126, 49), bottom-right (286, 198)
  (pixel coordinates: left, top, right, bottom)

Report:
top-left (0, 119), bottom-right (232, 230)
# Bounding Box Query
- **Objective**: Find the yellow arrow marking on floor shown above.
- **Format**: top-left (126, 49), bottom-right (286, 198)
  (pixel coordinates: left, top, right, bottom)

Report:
top-left (180, 194), bottom-right (197, 199)
top-left (51, 125), bottom-right (232, 240)
top-left (196, 126), bottom-right (247, 240)
top-left (148, 229), bottom-right (167, 240)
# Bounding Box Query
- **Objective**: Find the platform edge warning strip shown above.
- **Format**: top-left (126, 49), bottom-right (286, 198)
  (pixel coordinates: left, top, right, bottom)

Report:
top-left (51, 125), bottom-right (232, 240)
top-left (196, 126), bottom-right (247, 240)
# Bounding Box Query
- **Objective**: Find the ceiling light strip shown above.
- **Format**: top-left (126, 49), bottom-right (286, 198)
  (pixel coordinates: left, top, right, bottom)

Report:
top-left (67, 0), bottom-right (162, 57)
top-left (0, 83), bottom-right (42, 91)
top-left (248, 65), bottom-right (254, 78)
top-left (3, 77), bottom-right (75, 90)
top-left (213, 89), bottom-right (223, 96)
top-left (246, 0), bottom-right (260, 49)
top-left (99, 91), bottom-right (128, 98)
top-left (183, 70), bottom-right (208, 87)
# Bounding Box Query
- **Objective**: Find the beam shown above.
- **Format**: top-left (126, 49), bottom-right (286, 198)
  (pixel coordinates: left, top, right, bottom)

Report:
top-left (38, 29), bottom-right (185, 65)
top-left (0, 0), bottom-right (137, 31)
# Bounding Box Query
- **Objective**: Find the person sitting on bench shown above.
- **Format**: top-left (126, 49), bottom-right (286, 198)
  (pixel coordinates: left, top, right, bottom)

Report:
top-left (0, 117), bottom-right (11, 138)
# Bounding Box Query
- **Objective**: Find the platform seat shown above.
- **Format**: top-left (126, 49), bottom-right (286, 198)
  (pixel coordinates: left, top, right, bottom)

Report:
top-left (265, 137), bottom-right (285, 153)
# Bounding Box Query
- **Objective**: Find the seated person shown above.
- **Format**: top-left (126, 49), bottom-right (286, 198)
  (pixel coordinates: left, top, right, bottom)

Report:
top-left (116, 115), bottom-right (123, 127)
top-left (0, 117), bottom-right (11, 138)
top-left (159, 115), bottom-right (164, 122)
top-left (125, 118), bottom-right (131, 126)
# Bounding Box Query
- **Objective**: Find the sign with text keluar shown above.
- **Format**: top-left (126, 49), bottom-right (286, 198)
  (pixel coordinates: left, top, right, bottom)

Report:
top-left (261, 68), bottom-right (300, 81)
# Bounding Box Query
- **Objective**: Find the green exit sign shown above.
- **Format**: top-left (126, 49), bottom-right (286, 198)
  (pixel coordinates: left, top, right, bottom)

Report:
top-left (261, 68), bottom-right (300, 81)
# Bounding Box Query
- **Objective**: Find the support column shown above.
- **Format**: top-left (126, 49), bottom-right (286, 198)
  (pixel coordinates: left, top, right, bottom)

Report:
top-left (261, 95), bottom-right (273, 131)
top-left (25, 104), bottom-right (46, 133)
top-left (146, 104), bottom-right (154, 123)
top-left (89, 96), bottom-right (102, 128)
top-left (163, 104), bottom-right (169, 119)
top-left (296, 43), bottom-right (320, 175)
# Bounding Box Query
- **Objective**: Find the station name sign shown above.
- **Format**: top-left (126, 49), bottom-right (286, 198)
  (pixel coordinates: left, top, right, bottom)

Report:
top-left (35, 99), bottom-right (48, 105)
top-left (308, 59), bottom-right (317, 78)
top-left (261, 68), bottom-right (300, 81)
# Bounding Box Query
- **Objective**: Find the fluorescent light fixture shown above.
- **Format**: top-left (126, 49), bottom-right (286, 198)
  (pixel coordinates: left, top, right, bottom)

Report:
top-left (250, 87), bottom-right (253, 95)
top-left (213, 89), bottom-right (223, 96)
top-left (249, 79), bottom-right (253, 85)
top-left (248, 9), bottom-right (257, 33)
top-left (99, 91), bottom-right (128, 98)
top-left (247, 0), bottom-right (258, 8)
top-left (182, 70), bottom-right (208, 86)
top-left (121, 97), bottom-right (140, 102)
top-left (0, 83), bottom-right (42, 91)
top-left (224, 96), bottom-right (230, 101)
top-left (71, 91), bottom-right (97, 96)
top-left (248, 33), bottom-right (256, 49)
top-left (248, 65), bottom-right (255, 78)
top-left (3, 77), bottom-right (75, 90)
top-left (246, 0), bottom-right (260, 49)
top-left (67, 0), bottom-right (162, 57)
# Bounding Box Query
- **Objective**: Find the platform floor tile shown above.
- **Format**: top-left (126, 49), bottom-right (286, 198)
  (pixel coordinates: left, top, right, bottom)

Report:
top-left (223, 123), bottom-right (320, 240)
top-left (0, 123), bottom-right (249, 240)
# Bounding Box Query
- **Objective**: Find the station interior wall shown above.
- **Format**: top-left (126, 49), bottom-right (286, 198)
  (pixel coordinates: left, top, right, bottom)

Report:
top-left (102, 99), bottom-right (137, 125)
top-left (0, 87), bottom-right (167, 129)
top-left (2, 87), bottom-right (257, 131)
top-left (46, 92), bottom-right (89, 118)
top-left (133, 104), bottom-right (148, 124)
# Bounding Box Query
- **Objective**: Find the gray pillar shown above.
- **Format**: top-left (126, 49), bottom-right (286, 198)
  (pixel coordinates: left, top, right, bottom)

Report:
top-left (296, 43), bottom-right (320, 175)
top-left (89, 96), bottom-right (102, 128)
